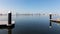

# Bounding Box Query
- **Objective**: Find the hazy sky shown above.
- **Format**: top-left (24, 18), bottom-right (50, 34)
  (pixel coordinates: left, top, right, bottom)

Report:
top-left (0, 0), bottom-right (60, 14)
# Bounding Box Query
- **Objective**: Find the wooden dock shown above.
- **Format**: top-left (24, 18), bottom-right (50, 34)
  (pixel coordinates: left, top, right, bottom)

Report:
top-left (0, 11), bottom-right (15, 27)
top-left (0, 21), bottom-right (15, 27)
top-left (50, 19), bottom-right (60, 23)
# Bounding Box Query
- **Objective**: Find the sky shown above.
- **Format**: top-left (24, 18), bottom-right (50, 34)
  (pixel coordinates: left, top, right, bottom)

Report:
top-left (0, 0), bottom-right (60, 14)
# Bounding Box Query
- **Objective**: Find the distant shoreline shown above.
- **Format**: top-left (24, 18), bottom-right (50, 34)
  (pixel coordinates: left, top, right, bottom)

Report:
top-left (0, 13), bottom-right (59, 16)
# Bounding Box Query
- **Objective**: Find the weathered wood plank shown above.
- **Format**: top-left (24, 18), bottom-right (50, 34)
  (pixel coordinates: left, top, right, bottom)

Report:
top-left (0, 21), bottom-right (15, 26)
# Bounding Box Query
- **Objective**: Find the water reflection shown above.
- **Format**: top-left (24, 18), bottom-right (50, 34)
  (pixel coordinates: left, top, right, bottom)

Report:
top-left (49, 20), bottom-right (52, 28)
top-left (0, 25), bottom-right (15, 34)
top-left (8, 28), bottom-right (12, 34)
top-left (7, 26), bottom-right (14, 34)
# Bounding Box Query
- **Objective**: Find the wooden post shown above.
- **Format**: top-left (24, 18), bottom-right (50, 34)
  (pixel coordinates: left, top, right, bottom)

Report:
top-left (49, 14), bottom-right (52, 19)
top-left (8, 11), bottom-right (12, 25)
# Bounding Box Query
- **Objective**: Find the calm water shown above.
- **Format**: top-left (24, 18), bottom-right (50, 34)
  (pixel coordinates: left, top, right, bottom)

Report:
top-left (0, 15), bottom-right (60, 34)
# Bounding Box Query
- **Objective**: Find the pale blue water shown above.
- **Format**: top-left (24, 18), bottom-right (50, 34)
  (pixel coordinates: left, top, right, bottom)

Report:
top-left (0, 15), bottom-right (60, 34)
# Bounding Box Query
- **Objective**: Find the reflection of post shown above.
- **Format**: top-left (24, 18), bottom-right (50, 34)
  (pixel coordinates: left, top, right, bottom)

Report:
top-left (49, 20), bottom-right (52, 28)
top-left (8, 27), bottom-right (12, 34)
top-left (8, 11), bottom-right (12, 25)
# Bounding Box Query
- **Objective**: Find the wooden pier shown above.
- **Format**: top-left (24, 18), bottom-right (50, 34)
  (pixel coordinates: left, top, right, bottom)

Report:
top-left (49, 13), bottom-right (60, 23)
top-left (0, 21), bottom-right (15, 26)
top-left (50, 19), bottom-right (60, 23)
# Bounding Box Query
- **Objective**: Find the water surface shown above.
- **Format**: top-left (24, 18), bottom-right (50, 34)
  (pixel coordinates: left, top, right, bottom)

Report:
top-left (0, 15), bottom-right (60, 34)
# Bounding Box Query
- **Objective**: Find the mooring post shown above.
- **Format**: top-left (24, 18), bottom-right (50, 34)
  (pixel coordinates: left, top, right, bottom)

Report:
top-left (49, 13), bottom-right (52, 19)
top-left (8, 11), bottom-right (12, 25)
top-left (50, 14), bottom-right (52, 19)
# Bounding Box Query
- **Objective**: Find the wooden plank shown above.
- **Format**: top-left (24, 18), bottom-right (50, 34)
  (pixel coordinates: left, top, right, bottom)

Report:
top-left (50, 19), bottom-right (60, 23)
top-left (0, 21), bottom-right (15, 26)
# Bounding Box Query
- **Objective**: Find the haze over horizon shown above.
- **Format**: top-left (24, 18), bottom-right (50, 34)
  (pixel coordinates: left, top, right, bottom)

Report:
top-left (0, 0), bottom-right (60, 14)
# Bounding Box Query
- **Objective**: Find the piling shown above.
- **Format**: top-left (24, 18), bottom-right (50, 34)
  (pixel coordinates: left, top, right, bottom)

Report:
top-left (49, 14), bottom-right (52, 19)
top-left (8, 11), bottom-right (12, 25)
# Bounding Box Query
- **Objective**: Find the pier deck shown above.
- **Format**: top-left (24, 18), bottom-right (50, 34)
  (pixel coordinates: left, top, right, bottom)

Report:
top-left (50, 19), bottom-right (60, 23)
top-left (0, 21), bottom-right (15, 26)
